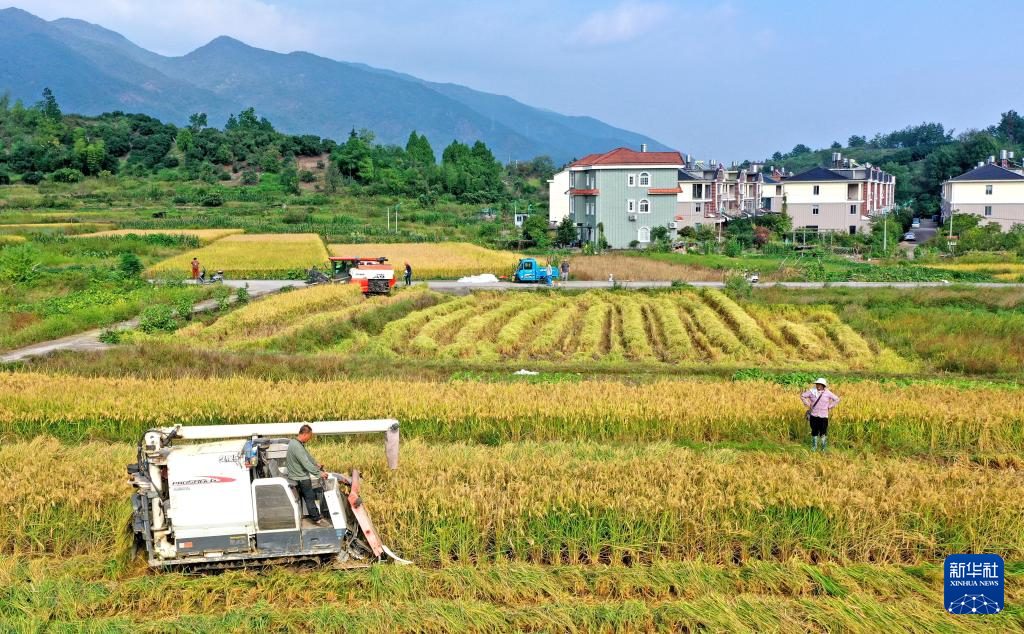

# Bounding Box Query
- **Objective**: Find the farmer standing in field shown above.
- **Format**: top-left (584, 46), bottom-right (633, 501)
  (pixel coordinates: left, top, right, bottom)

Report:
top-left (191, 257), bottom-right (200, 280)
top-left (560, 259), bottom-right (570, 282)
top-left (404, 262), bottom-right (412, 286)
top-left (286, 424), bottom-right (330, 527)
top-left (801, 378), bottom-right (840, 452)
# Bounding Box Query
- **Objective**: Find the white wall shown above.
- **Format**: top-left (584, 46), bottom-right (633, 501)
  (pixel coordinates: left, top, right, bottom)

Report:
top-left (547, 170), bottom-right (571, 224)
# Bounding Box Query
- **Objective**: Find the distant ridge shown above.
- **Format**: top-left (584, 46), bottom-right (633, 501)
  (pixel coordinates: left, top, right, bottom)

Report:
top-left (0, 7), bottom-right (670, 162)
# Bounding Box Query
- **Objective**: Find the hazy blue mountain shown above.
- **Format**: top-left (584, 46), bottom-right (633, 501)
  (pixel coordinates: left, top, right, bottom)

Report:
top-left (0, 7), bottom-right (669, 163)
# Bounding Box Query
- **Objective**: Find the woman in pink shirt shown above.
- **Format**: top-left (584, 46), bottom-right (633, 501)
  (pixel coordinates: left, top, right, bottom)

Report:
top-left (800, 378), bottom-right (840, 452)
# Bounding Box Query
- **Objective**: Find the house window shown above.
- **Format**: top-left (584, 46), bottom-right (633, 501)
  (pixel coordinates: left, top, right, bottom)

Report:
top-left (813, 185), bottom-right (820, 195)
top-left (850, 205), bottom-right (857, 215)
top-left (985, 205), bottom-right (993, 216)
top-left (775, 185), bottom-right (782, 195)
top-left (812, 205), bottom-right (819, 215)
top-left (692, 184), bottom-right (702, 198)
top-left (694, 203), bottom-right (702, 214)
top-left (628, 174), bottom-right (636, 187)
top-left (638, 226), bottom-right (650, 243)
top-left (638, 172), bottom-right (650, 187)
top-left (638, 199), bottom-right (650, 213)
top-left (986, 184), bottom-right (993, 195)
top-left (627, 200), bottom-right (635, 213)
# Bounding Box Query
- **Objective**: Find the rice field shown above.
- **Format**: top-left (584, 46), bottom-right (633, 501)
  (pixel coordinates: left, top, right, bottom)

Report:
top-left (75, 228), bottom-right (244, 243)
top-left (146, 233), bottom-right (330, 279)
top-left (570, 254), bottom-right (725, 282)
top-left (328, 242), bottom-right (523, 279)
top-left (921, 261), bottom-right (1024, 281)
top-left (2, 372), bottom-right (1022, 454)
top-left (0, 222), bottom-right (114, 235)
top-left (1, 437), bottom-right (1021, 632)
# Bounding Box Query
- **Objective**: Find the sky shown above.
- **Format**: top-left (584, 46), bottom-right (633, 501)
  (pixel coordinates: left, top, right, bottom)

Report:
top-left (13, 0), bottom-right (1024, 161)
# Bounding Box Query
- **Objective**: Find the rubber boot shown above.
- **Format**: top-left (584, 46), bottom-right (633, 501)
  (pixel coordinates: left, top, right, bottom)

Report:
top-left (820, 436), bottom-right (828, 452)
top-left (812, 436), bottom-right (818, 452)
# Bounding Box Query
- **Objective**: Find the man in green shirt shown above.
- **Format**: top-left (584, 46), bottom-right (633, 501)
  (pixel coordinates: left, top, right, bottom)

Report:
top-left (286, 424), bottom-right (329, 526)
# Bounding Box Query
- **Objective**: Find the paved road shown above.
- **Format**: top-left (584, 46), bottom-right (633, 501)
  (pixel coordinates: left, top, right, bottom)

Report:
top-left (427, 280), bottom-right (1024, 293)
top-left (0, 280), bottom-right (304, 363)
top-left (899, 217), bottom-right (939, 258)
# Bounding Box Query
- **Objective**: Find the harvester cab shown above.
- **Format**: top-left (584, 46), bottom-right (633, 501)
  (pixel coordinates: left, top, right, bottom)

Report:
top-left (308, 257), bottom-right (395, 295)
top-left (127, 420), bottom-right (409, 571)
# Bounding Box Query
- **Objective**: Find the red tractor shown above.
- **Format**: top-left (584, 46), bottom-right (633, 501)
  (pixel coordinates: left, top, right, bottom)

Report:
top-left (307, 257), bottom-right (396, 295)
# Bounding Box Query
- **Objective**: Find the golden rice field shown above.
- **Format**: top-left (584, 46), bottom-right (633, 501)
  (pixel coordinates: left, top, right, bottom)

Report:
top-left (0, 234), bottom-right (26, 245)
top-left (2, 372), bottom-right (1022, 453)
top-left (570, 254), bottom-right (725, 282)
top-left (1, 437), bottom-right (1021, 631)
top-left (146, 233), bottom-right (329, 278)
top-left (328, 242), bottom-right (522, 279)
top-left (921, 261), bottom-right (1024, 281)
top-left (370, 289), bottom-right (909, 370)
top-left (75, 228), bottom-right (244, 243)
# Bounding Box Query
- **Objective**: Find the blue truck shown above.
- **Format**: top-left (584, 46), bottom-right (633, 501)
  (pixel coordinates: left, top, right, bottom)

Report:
top-left (513, 258), bottom-right (559, 284)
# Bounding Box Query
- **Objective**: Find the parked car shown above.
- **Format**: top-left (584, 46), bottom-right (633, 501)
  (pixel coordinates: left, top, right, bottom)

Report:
top-left (911, 218), bottom-right (921, 228)
top-left (903, 231), bottom-right (916, 242)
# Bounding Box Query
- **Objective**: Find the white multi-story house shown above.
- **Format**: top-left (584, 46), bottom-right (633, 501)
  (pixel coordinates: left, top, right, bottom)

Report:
top-left (546, 169), bottom-right (571, 225)
top-left (941, 156), bottom-right (1024, 231)
top-left (783, 153), bottom-right (895, 235)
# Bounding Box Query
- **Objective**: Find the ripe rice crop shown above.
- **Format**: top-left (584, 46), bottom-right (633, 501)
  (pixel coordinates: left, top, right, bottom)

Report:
top-left (328, 242), bottom-right (523, 279)
top-left (146, 233), bottom-right (329, 279)
top-left (2, 372), bottom-right (1023, 454)
top-left (0, 234), bottom-right (26, 245)
top-left (920, 261), bottom-right (1024, 281)
top-left (3, 438), bottom-right (1022, 567)
top-left (75, 228), bottom-right (244, 243)
top-left (367, 290), bottom-right (901, 369)
top-left (6, 556), bottom-right (1019, 632)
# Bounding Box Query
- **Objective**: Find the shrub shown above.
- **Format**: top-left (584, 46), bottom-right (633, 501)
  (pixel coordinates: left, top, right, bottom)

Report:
top-left (299, 170), bottom-right (316, 183)
top-left (50, 168), bottom-right (85, 183)
top-left (282, 207), bottom-right (310, 224)
top-left (200, 192), bottom-right (224, 207)
top-left (0, 243), bottom-right (41, 283)
top-left (242, 170), bottom-right (260, 185)
top-left (20, 171), bottom-right (43, 185)
top-left (213, 284), bottom-right (232, 311)
top-left (724, 239), bottom-right (743, 257)
top-left (138, 304), bottom-right (178, 333)
top-left (174, 294), bottom-right (195, 321)
top-left (236, 284), bottom-right (250, 305)
top-left (98, 329), bottom-right (123, 344)
top-left (0, 172), bottom-right (10, 185)
top-left (117, 253), bottom-right (143, 279)
top-left (724, 274), bottom-right (753, 300)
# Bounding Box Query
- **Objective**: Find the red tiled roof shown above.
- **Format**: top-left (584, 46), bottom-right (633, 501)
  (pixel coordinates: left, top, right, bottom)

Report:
top-left (571, 147), bottom-right (684, 167)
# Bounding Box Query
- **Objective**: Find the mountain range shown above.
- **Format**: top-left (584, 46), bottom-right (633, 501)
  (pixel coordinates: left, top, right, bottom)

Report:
top-left (0, 7), bottom-right (669, 163)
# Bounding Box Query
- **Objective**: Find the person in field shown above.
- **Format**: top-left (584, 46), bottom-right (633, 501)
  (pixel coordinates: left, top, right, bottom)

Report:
top-left (404, 262), bottom-right (412, 286)
top-left (191, 257), bottom-right (200, 280)
top-left (560, 259), bottom-right (570, 282)
top-left (801, 378), bottom-right (840, 451)
top-left (286, 424), bottom-right (330, 526)
top-left (545, 262), bottom-right (554, 287)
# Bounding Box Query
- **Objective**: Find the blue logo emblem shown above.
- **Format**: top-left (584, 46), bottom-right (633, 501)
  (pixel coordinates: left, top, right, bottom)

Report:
top-left (944, 554), bottom-right (1004, 614)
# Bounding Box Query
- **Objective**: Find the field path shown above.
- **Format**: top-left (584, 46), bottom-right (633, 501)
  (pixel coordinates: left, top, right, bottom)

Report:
top-left (0, 280), bottom-right (303, 363)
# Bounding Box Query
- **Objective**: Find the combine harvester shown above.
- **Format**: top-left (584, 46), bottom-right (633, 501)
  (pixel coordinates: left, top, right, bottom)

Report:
top-left (127, 420), bottom-right (409, 570)
top-left (307, 256), bottom-right (396, 295)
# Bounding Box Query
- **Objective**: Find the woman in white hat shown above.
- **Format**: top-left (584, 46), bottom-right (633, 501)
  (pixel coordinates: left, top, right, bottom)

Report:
top-left (800, 378), bottom-right (840, 451)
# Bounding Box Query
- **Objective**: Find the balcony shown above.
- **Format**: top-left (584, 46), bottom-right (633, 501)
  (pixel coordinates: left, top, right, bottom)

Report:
top-left (569, 188), bottom-right (599, 196)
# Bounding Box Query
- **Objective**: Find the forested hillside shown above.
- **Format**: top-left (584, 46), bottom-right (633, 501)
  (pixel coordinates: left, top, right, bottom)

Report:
top-left (759, 111), bottom-right (1024, 213)
top-left (0, 89), bottom-right (554, 207)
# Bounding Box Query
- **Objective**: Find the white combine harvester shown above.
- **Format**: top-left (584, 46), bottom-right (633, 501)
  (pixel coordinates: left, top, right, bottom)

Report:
top-left (127, 420), bottom-right (409, 570)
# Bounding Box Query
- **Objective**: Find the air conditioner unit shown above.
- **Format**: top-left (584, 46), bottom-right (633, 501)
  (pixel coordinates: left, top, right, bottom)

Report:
top-left (628, 214), bottom-right (637, 222)
top-left (668, 221), bottom-right (678, 229)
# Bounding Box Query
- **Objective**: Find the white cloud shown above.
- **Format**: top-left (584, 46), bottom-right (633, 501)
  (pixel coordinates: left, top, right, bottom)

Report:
top-left (15, 0), bottom-right (323, 55)
top-left (570, 1), bottom-right (674, 48)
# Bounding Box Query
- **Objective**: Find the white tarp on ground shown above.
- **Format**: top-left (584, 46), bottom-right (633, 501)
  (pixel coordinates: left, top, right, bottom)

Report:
top-left (457, 273), bottom-right (500, 283)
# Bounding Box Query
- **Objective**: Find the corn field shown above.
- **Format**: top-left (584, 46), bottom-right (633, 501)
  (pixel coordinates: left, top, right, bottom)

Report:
top-left (328, 242), bottom-right (523, 279)
top-left (145, 233), bottom-right (329, 278)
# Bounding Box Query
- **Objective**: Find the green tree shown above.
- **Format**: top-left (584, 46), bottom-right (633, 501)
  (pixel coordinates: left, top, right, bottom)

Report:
top-left (188, 112), bottom-right (208, 133)
top-left (521, 214), bottom-right (551, 248)
top-left (405, 131), bottom-right (435, 165)
top-left (555, 215), bottom-right (577, 246)
top-left (36, 88), bottom-right (61, 121)
top-left (279, 163), bottom-right (300, 195)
